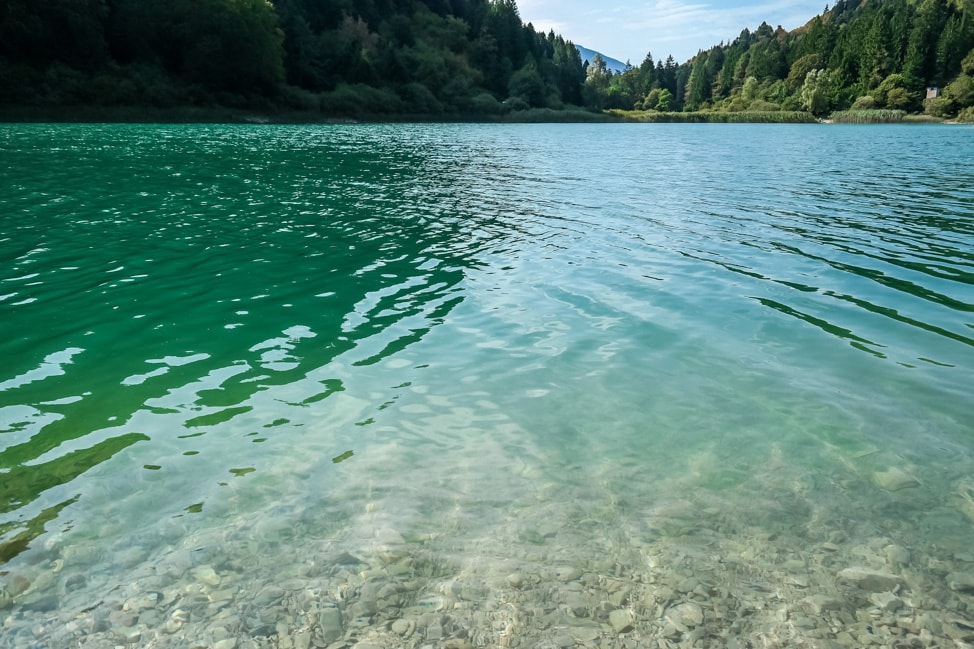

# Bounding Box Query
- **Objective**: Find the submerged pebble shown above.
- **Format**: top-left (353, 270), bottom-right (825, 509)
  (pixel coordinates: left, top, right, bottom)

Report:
top-left (191, 565), bottom-right (221, 587)
top-left (872, 467), bottom-right (921, 492)
top-left (948, 572), bottom-right (974, 593)
top-left (608, 608), bottom-right (634, 633)
top-left (4, 450), bottom-right (974, 649)
top-left (836, 567), bottom-right (902, 592)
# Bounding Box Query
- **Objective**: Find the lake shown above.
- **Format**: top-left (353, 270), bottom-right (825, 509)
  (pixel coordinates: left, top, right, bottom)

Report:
top-left (1, 122), bottom-right (973, 648)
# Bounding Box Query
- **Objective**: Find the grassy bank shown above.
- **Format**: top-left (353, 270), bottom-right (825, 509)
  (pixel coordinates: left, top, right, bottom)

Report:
top-left (6, 104), bottom-right (963, 125)
top-left (828, 109), bottom-right (908, 123)
top-left (607, 110), bottom-right (817, 123)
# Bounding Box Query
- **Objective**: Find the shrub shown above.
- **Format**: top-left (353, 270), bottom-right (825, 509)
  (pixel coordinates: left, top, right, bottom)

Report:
top-left (319, 84), bottom-right (368, 115)
top-left (850, 95), bottom-right (877, 110)
top-left (469, 92), bottom-right (504, 115)
top-left (885, 87), bottom-right (916, 110)
top-left (924, 96), bottom-right (955, 117)
top-left (400, 82), bottom-right (443, 114)
top-left (279, 85), bottom-right (320, 111)
top-left (42, 63), bottom-right (91, 104)
top-left (0, 61), bottom-right (42, 103)
top-left (945, 74), bottom-right (974, 109)
top-left (748, 99), bottom-right (781, 112)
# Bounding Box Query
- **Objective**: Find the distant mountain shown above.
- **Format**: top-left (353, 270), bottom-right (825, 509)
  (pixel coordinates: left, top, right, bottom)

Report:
top-left (575, 46), bottom-right (628, 74)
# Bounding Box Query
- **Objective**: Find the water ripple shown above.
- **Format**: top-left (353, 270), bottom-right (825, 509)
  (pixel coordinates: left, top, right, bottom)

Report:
top-left (0, 122), bottom-right (972, 577)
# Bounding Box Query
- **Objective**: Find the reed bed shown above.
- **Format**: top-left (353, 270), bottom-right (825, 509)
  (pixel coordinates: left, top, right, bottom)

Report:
top-left (608, 110), bottom-right (816, 123)
top-left (829, 109), bottom-right (907, 123)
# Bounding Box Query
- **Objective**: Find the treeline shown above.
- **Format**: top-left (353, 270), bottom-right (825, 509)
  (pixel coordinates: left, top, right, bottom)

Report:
top-left (1, 0), bottom-right (972, 119)
top-left (594, 0), bottom-right (974, 120)
top-left (0, 0), bottom-right (586, 116)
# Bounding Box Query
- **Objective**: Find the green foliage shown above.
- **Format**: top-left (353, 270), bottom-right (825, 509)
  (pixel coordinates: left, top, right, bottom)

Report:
top-left (801, 69), bottom-right (833, 115)
top-left (786, 54), bottom-right (824, 92)
top-left (640, 88), bottom-right (661, 111)
top-left (582, 53), bottom-right (611, 109)
top-left (742, 76), bottom-right (760, 103)
top-left (630, 0), bottom-right (972, 119)
top-left (509, 61), bottom-right (545, 107)
top-left (313, 82), bottom-right (408, 116)
top-left (1, 0), bottom-right (972, 119)
top-left (469, 91), bottom-right (505, 115)
top-left (830, 109), bottom-right (906, 123)
top-left (107, 0), bottom-right (284, 95)
top-left (944, 74), bottom-right (974, 108)
top-left (0, 0), bottom-right (110, 71)
top-left (885, 86), bottom-right (917, 110)
top-left (683, 51), bottom-right (713, 110)
top-left (608, 109), bottom-right (814, 123)
top-left (655, 89), bottom-right (674, 111)
top-left (749, 99), bottom-right (781, 112)
top-left (924, 94), bottom-right (955, 116)
top-left (0, 0), bottom-right (591, 116)
top-left (875, 73), bottom-right (911, 106)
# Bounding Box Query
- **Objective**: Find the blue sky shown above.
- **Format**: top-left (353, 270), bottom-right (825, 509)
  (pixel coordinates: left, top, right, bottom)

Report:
top-left (517, 0), bottom-right (828, 65)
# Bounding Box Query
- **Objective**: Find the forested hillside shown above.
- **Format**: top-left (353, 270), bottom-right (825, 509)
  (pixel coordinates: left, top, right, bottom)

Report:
top-left (1, 0), bottom-right (972, 119)
top-left (0, 0), bottom-right (585, 116)
top-left (602, 0), bottom-right (974, 120)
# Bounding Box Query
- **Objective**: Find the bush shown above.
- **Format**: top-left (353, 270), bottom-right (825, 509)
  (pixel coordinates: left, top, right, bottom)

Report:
top-left (90, 72), bottom-right (139, 105)
top-left (42, 63), bottom-right (92, 104)
top-left (640, 89), bottom-right (660, 111)
top-left (0, 61), bottom-right (42, 103)
top-left (279, 85), bottom-right (320, 111)
top-left (851, 95), bottom-right (876, 110)
top-left (125, 64), bottom-right (189, 107)
top-left (469, 92), bottom-right (504, 115)
top-left (924, 96), bottom-right (955, 117)
top-left (945, 74), bottom-right (974, 109)
top-left (724, 97), bottom-right (748, 112)
top-left (319, 83), bottom-right (368, 115)
top-left (957, 106), bottom-right (974, 123)
top-left (400, 82), bottom-right (443, 114)
top-left (885, 87), bottom-right (916, 110)
top-left (319, 83), bottom-right (404, 115)
top-left (748, 99), bottom-right (781, 112)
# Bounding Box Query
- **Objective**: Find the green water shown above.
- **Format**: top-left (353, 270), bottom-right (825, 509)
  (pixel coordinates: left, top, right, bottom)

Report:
top-left (1, 123), bottom-right (973, 647)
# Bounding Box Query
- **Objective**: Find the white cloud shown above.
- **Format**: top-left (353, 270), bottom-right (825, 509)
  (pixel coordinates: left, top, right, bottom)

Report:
top-left (527, 19), bottom-right (572, 35)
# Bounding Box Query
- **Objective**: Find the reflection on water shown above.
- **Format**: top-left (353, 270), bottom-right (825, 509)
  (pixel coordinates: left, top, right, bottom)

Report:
top-left (1, 124), bottom-right (494, 564)
top-left (1, 123), bottom-right (973, 648)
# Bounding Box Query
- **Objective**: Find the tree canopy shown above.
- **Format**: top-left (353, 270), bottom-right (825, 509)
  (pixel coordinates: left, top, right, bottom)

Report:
top-left (1, 0), bottom-right (972, 119)
top-left (603, 0), bottom-right (974, 119)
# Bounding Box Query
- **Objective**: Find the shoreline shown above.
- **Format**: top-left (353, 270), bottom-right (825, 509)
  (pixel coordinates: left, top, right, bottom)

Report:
top-left (1, 105), bottom-right (963, 126)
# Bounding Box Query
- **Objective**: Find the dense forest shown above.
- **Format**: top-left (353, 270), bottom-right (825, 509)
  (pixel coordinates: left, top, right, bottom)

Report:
top-left (0, 0), bottom-right (586, 117)
top-left (0, 0), bottom-right (972, 120)
top-left (605, 0), bottom-right (974, 120)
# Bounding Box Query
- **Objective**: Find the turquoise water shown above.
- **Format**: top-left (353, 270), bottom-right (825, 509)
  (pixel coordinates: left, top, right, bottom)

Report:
top-left (1, 123), bottom-right (973, 647)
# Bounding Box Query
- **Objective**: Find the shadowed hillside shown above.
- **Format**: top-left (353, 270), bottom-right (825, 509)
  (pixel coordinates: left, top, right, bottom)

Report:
top-left (0, 0), bottom-right (971, 120)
